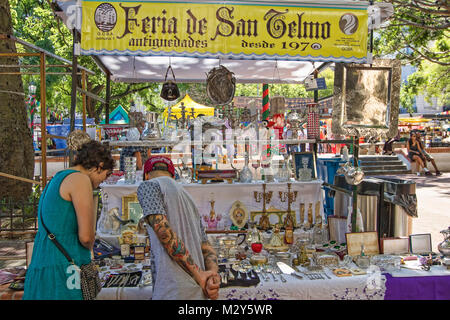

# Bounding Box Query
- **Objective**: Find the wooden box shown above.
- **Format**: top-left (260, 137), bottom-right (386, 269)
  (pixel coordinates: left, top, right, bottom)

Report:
top-left (380, 237), bottom-right (409, 255)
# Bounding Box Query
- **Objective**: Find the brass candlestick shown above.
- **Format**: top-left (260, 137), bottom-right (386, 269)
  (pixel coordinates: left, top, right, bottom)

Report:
top-left (279, 183), bottom-right (298, 228)
top-left (254, 183), bottom-right (273, 230)
top-left (179, 102), bottom-right (187, 128)
top-left (306, 203), bottom-right (314, 230)
top-left (315, 201), bottom-right (322, 227)
top-left (299, 203), bottom-right (305, 229)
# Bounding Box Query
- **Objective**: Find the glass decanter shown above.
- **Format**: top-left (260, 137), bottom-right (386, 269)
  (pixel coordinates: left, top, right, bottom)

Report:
top-left (239, 137), bottom-right (253, 183)
top-left (297, 156), bottom-right (312, 181)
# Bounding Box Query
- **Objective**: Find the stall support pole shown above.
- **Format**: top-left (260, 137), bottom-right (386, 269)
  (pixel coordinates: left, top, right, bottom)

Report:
top-left (82, 69), bottom-right (87, 132)
top-left (69, 28), bottom-right (78, 165)
top-left (312, 69), bottom-right (319, 158)
top-left (40, 52), bottom-right (47, 188)
top-left (351, 136), bottom-right (360, 232)
top-left (105, 72), bottom-right (111, 125)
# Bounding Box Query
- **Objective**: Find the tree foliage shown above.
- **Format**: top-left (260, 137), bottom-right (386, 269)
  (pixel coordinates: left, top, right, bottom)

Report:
top-left (374, 0), bottom-right (449, 111)
top-left (9, 0), bottom-right (166, 123)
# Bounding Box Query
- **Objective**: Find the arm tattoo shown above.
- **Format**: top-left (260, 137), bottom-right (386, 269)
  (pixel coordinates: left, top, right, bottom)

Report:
top-left (201, 241), bottom-right (219, 273)
top-left (146, 214), bottom-right (199, 277)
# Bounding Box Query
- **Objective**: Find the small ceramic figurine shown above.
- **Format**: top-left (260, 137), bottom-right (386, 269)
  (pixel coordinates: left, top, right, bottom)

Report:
top-left (269, 224), bottom-right (284, 247)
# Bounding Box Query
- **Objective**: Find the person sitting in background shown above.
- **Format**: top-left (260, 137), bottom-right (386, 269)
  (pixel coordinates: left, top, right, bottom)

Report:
top-left (415, 131), bottom-right (442, 176)
top-left (407, 132), bottom-right (431, 176)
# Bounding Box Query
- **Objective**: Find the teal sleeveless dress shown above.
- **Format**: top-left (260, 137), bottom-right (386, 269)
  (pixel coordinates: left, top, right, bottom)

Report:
top-left (23, 169), bottom-right (92, 300)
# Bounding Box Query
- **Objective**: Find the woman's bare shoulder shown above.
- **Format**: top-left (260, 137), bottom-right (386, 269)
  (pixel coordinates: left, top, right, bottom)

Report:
top-left (61, 172), bottom-right (91, 192)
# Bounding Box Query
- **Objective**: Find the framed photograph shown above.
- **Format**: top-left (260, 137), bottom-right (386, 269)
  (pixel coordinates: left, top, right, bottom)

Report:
top-left (380, 237), bottom-right (409, 255)
top-left (327, 216), bottom-right (347, 244)
top-left (409, 233), bottom-right (432, 255)
top-left (122, 193), bottom-right (143, 223)
top-left (346, 231), bottom-right (379, 257)
top-left (292, 152), bottom-right (317, 180)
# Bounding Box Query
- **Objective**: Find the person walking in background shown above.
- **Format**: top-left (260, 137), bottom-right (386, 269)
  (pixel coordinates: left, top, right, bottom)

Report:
top-left (137, 156), bottom-right (220, 300)
top-left (415, 131), bottom-right (442, 176)
top-left (23, 141), bottom-right (114, 300)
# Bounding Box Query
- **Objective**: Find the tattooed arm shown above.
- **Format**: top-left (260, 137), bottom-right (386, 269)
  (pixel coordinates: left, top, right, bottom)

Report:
top-left (201, 241), bottom-right (219, 273)
top-left (145, 214), bottom-right (216, 293)
top-left (201, 241), bottom-right (220, 300)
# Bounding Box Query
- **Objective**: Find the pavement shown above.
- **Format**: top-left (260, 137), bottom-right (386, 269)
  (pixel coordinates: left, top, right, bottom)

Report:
top-left (1, 172), bottom-right (449, 268)
top-left (385, 172), bottom-right (450, 253)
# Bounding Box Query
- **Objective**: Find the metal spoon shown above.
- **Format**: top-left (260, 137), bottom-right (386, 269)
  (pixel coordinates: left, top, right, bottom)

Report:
top-left (266, 265), bottom-right (278, 281)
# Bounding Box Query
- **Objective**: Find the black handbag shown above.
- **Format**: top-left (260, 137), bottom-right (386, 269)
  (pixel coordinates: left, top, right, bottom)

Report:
top-left (160, 65), bottom-right (180, 101)
top-left (39, 183), bottom-right (102, 300)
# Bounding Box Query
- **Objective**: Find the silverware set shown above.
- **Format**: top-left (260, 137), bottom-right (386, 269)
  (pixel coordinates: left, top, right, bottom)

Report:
top-left (220, 266), bottom-right (257, 285)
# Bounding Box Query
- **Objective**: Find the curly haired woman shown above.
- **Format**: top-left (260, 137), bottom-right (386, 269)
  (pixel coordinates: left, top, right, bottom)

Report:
top-left (23, 141), bottom-right (114, 300)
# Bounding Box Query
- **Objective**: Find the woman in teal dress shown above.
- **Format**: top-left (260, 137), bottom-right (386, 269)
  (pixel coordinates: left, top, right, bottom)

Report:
top-left (23, 141), bottom-right (114, 300)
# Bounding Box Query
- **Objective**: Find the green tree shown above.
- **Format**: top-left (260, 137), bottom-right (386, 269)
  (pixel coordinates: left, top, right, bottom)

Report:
top-left (0, 0), bottom-right (34, 200)
top-left (374, 0), bottom-right (449, 111)
top-left (9, 0), bottom-right (166, 123)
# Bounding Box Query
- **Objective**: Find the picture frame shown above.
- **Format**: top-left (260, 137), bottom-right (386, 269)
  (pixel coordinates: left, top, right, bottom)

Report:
top-left (346, 231), bottom-right (380, 257)
top-left (292, 152), bottom-right (317, 180)
top-left (121, 193), bottom-right (143, 223)
top-left (327, 216), bottom-right (348, 244)
top-left (380, 237), bottom-right (409, 255)
top-left (331, 58), bottom-right (401, 139)
top-left (409, 233), bottom-right (433, 255)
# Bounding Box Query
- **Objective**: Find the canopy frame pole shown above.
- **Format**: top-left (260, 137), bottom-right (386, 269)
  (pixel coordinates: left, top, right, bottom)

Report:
top-left (105, 72), bottom-right (111, 125)
top-left (82, 69), bottom-right (87, 132)
top-left (69, 28), bottom-right (78, 165)
top-left (40, 52), bottom-right (47, 188)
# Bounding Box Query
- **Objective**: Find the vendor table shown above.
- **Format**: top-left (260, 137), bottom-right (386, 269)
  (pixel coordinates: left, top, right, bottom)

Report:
top-left (99, 180), bottom-right (325, 230)
top-left (95, 263), bottom-right (450, 300)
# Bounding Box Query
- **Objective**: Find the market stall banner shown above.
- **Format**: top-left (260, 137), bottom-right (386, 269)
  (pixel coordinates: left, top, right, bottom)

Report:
top-left (81, 0), bottom-right (369, 62)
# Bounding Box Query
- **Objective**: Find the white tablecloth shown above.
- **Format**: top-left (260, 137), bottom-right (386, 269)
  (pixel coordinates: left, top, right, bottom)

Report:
top-left (97, 267), bottom-right (387, 300)
top-left (220, 272), bottom-right (387, 300)
top-left (99, 179), bottom-right (324, 230)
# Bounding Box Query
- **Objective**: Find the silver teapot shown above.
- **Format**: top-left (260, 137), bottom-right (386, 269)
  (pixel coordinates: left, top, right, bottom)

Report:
top-left (438, 227), bottom-right (450, 257)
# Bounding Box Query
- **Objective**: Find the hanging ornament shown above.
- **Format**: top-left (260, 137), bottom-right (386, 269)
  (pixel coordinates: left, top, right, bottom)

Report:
top-left (206, 65), bottom-right (236, 105)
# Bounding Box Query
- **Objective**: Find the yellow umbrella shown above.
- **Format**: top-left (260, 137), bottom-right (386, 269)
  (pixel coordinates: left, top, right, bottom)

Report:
top-left (163, 94), bottom-right (215, 120)
top-left (398, 117), bottom-right (431, 124)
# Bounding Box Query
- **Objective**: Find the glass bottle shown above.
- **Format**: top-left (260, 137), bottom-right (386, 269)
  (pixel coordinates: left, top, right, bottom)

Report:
top-left (355, 244), bottom-right (370, 269)
top-left (239, 137), bottom-right (253, 183)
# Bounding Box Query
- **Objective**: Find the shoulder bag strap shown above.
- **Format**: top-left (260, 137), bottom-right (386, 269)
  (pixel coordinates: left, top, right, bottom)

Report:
top-left (39, 181), bottom-right (76, 265)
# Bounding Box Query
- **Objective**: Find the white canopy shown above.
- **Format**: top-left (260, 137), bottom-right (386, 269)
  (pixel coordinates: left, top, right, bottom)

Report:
top-left (96, 56), bottom-right (323, 84)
